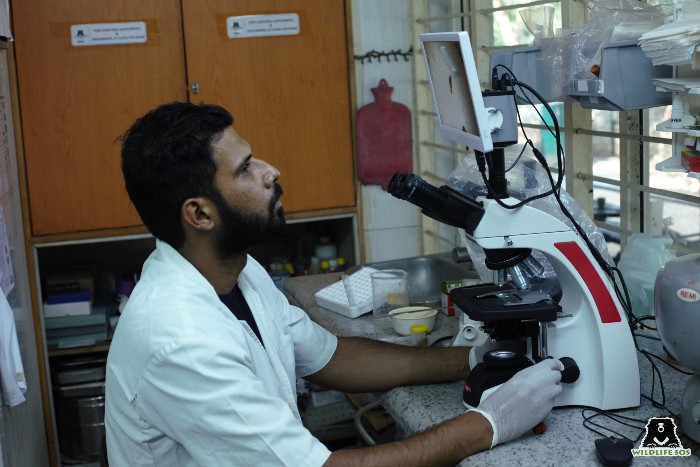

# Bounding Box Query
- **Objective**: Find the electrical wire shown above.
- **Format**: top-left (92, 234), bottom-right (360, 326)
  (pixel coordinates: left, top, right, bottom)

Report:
top-left (487, 67), bottom-right (648, 341)
top-left (633, 332), bottom-right (661, 341)
top-left (482, 66), bottom-right (698, 425)
top-left (483, 66), bottom-right (616, 293)
top-left (472, 67), bottom-right (564, 210)
top-left (354, 401), bottom-right (381, 446)
top-left (641, 348), bottom-right (694, 376)
top-left (430, 335), bottom-right (453, 347)
top-left (581, 408), bottom-right (647, 443)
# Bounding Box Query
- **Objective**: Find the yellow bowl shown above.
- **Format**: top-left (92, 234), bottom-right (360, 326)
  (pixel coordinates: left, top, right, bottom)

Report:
top-left (389, 307), bottom-right (438, 336)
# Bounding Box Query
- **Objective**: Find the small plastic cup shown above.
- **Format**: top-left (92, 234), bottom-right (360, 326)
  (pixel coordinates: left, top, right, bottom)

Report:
top-left (371, 269), bottom-right (409, 330)
top-left (410, 324), bottom-right (429, 346)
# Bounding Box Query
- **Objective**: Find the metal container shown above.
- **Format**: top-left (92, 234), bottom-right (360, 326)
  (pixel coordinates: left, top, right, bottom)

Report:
top-left (56, 381), bottom-right (105, 399)
top-left (53, 356), bottom-right (107, 461)
top-left (56, 394), bottom-right (105, 461)
top-left (53, 356), bottom-right (106, 386)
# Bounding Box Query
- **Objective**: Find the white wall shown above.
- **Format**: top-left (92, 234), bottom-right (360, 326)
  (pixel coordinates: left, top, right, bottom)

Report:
top-left (352, 0), bottom-right (423, 262)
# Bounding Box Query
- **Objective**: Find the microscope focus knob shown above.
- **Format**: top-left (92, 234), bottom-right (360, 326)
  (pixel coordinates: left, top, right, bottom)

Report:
top-left (559, 357), bottom-right (580, 384)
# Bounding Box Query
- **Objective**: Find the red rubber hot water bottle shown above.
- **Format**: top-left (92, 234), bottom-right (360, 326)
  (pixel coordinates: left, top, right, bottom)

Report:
top-left (356, 79), bottom-right (412, 190)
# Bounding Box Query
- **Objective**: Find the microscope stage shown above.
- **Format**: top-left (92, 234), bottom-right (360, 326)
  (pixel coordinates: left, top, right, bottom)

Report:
top-left (450, 283), bottom-right (560, 322)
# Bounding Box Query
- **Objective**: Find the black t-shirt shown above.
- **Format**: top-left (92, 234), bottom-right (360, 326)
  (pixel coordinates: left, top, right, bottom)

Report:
top-left (218, 284), bottom-right (264, 347)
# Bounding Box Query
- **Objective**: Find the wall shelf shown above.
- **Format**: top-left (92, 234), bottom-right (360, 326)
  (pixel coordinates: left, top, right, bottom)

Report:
top-left (655, 155), bottom-right (700, 178)
top-left (655, 119), bottom-right (700, 135)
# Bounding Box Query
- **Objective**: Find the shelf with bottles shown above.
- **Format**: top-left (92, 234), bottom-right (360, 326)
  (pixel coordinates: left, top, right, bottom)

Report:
top-left (249, 214), bottom-right (358, 288)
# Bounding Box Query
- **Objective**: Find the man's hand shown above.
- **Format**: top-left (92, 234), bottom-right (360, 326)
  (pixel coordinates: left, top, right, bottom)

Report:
top-left (470, 358), bottom-right (564, 447)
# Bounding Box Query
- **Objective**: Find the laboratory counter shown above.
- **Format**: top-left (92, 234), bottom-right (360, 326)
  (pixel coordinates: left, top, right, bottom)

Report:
top-left (284, 272), bottom-right (700, 466)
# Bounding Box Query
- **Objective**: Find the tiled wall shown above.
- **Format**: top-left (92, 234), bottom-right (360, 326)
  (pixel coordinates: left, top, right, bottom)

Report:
top-left (361, 185), bottom-right (421, 261)
top-left (353, 0), bottom-right (423, 262)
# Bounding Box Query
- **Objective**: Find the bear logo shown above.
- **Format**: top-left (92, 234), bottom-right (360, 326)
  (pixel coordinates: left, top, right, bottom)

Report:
top-left (639, 417), bottom-right (682, 448)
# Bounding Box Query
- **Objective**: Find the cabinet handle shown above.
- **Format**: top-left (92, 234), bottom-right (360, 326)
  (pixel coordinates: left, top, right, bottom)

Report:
top-left (191, 81), bottom-right (199, 94)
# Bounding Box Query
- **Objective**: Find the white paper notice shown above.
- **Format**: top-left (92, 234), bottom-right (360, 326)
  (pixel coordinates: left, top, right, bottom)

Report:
top-left (227, 14), bottom-right (300, 39)
top-left (71, 22), bottom-right (147, 47)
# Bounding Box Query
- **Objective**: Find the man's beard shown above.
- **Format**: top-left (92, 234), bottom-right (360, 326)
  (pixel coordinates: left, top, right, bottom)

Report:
top-left (211, 183), bottom-right (285, 259)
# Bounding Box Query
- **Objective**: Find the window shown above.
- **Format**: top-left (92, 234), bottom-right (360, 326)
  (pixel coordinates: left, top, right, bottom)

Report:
top-left (413, 0), bottom-right (700, 258)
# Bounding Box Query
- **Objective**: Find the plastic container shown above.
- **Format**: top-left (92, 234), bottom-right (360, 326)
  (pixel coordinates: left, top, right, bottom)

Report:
top-left (371, 269), bottom-right (409, 330)
top-left (410, 324), bottom-right (429, 346)
top-left (314, 267), bottom-right (378, 318)
top-left (308, 256), bottom-right (321, 275)
top-left (56, 395), bottom-right (104, 461)
top-left (337, 257), bottom-right (347, 270)
top-left (315, 237), bottom-right (337, 260)
top-left (567, 40), bottom-right (672, 111)
top-left (389, 307), bottom-right (437, 336)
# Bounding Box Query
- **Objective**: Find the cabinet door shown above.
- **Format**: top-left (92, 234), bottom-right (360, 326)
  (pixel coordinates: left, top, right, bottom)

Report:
top-left (181, 0), bottom-right (356, 214)
top-left (13, 0), bottom-right (187, 236)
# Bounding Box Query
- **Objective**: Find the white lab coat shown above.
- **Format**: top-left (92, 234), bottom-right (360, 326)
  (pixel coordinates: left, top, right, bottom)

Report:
top-left (105, 240), bottom-right (337, 466)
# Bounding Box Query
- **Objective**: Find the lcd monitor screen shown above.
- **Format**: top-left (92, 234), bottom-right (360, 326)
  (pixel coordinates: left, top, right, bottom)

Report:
top-left (421, 32), bottom-right (493, 153)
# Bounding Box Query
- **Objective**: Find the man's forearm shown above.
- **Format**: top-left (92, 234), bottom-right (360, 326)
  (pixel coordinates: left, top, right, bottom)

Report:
top-left (324, 410), bottom-right (492, 467)
top-left (307, 336), bottom-right (471, 393)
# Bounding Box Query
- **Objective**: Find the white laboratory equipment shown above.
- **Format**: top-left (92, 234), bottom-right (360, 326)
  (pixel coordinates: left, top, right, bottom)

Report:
top-left (388, 31), bottom-right (640, 411)
top-left (655, 253), bottom-right (700, 443)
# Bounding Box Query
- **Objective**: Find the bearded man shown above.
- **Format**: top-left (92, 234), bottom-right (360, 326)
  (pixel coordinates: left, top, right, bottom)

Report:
top-left (105, 102), bottom-right (563, 467)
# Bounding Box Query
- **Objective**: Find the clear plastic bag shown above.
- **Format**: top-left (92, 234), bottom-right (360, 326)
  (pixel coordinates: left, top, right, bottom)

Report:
top-left (518, 5), bottom-right (555, 45)
top-left (540, 0), bottom-right (669, 97)
top-left (447, 154), bottom-right (614, 300)
top-left (617, 233), bottom-right (676, 317)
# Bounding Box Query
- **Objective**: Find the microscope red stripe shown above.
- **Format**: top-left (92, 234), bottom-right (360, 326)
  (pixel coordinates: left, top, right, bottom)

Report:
top-left (554, 241), bottom-right (621, 323)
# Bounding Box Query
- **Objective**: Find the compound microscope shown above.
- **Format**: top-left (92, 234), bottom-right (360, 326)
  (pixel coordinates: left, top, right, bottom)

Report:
top-left (387, 31), bottom-right (640, 411)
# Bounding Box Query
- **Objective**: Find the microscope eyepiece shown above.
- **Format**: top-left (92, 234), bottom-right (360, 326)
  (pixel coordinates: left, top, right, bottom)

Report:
top-left (388, 172), bottom-right (485, 232)
top-left (387, 173), bottom-right (449, 213)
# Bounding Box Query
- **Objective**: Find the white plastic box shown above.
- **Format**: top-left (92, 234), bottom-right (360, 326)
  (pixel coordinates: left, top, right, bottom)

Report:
top-left (314, 267), bottom-right (378, 318)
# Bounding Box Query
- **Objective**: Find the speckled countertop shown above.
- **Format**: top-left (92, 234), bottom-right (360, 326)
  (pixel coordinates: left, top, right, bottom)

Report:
top-left (284, 273), bottom-right (700, 466)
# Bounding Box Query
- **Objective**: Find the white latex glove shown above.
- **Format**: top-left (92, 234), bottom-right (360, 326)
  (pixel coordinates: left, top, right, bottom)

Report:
top-left (468, 358), bottom-right (564, 448)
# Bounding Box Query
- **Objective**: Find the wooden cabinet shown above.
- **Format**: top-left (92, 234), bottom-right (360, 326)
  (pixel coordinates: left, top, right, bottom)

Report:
top-left (181, 0), bottom-right (356, 213)
top-left (12, 0), bottom-right (355, 237)
top-left (12, 0), bottom-right (187, 236)
top-left (12, 3), bottom-right (357, 464)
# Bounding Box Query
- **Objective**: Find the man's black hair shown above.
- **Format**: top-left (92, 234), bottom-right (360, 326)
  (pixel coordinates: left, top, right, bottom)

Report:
top-left (120, 102), bottom-right (233, 247)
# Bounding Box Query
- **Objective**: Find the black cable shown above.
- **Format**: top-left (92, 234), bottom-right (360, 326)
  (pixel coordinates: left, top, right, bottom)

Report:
top-left (430, 335), bottom-right (453, 347)
top-left (611, 266), bottom-right (635, 324)
top-left (633, 332), bottom-right (661, 341)
top-left (483, 67), bottom-right (693, 422)
top-left (502, 141), bottom-right (530, 173)
top-left (484, 67), bottom-right (639, 339)
top-left (581, 408), bottom-right (647, 443)
top-left (631, 314), bottom-right (656, 330)
top-left (494, 64), bottom-right (566, 187)
top-left (476, 84), bottom-right (565, 210)
top-left (642, 348), bottom-right (694, 376)
top-left (488, 68), bottom-right (658, 354)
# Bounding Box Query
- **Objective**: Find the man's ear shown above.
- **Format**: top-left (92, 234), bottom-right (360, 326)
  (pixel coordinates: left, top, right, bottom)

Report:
top-left (182, 197), bottom-right (216, 232)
